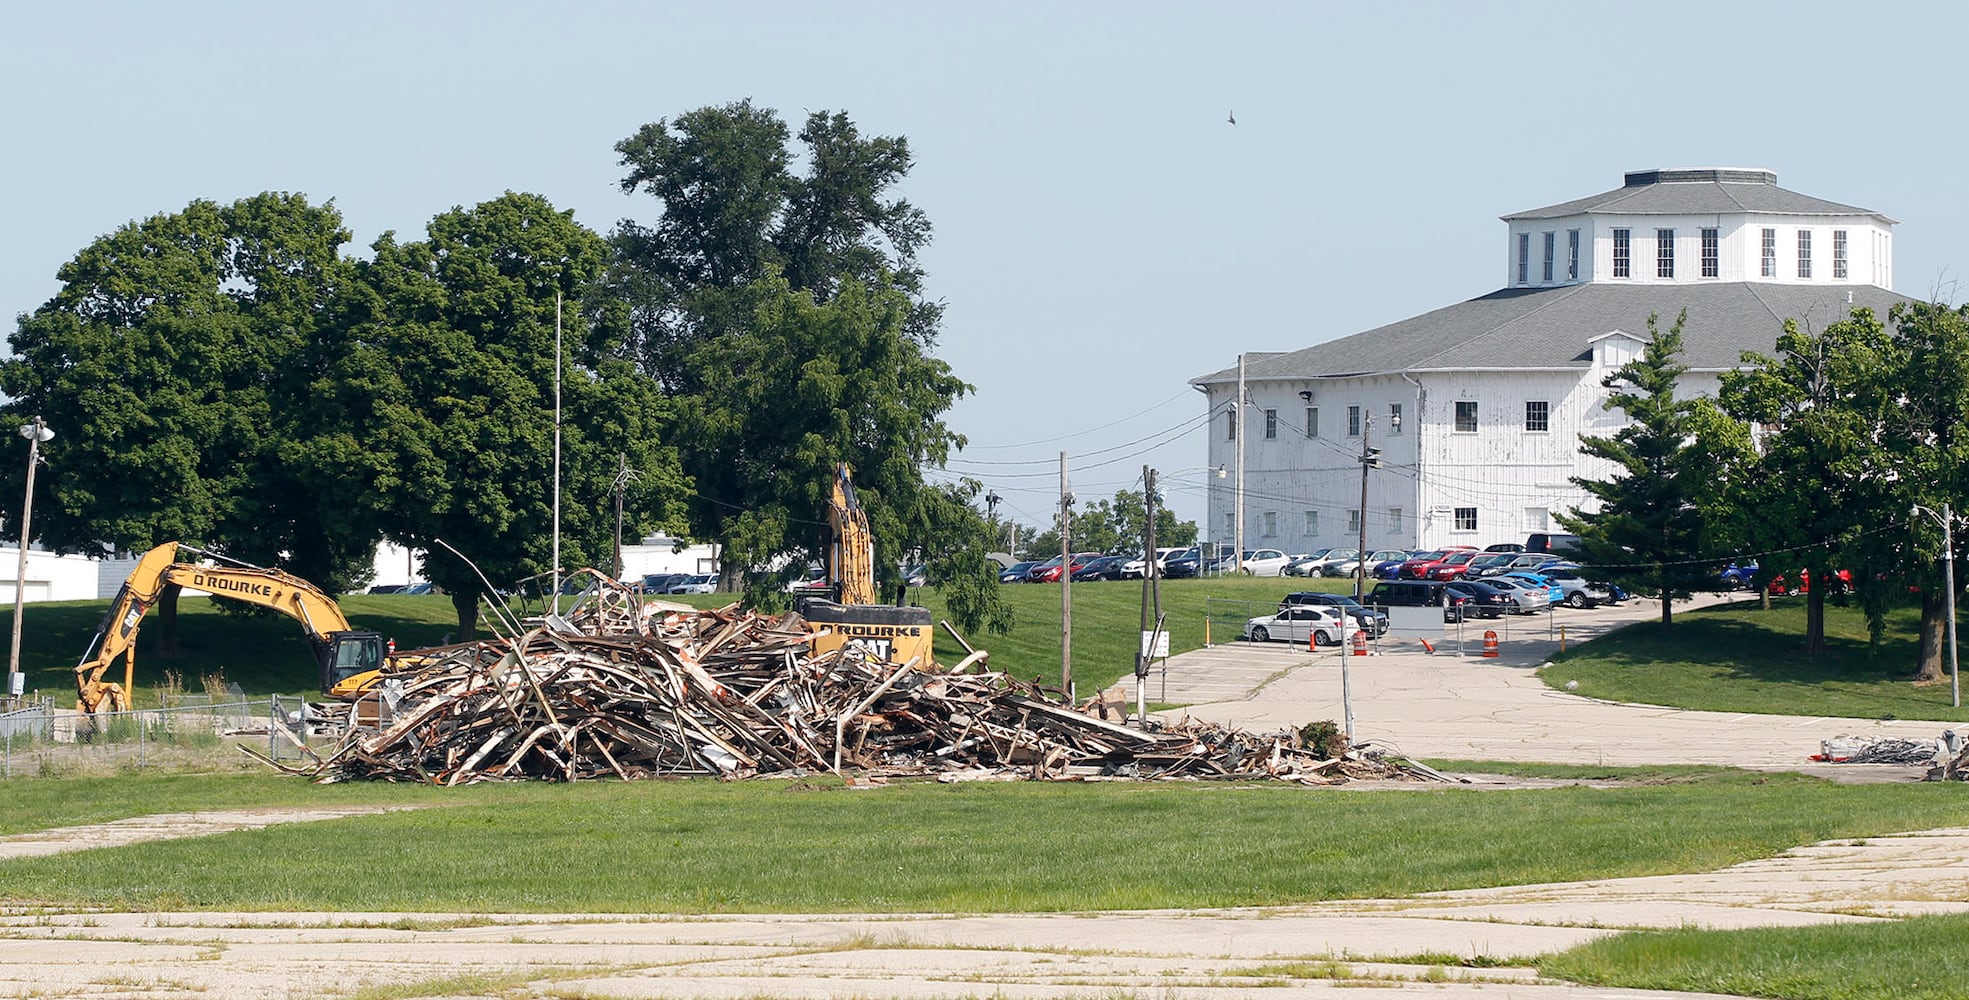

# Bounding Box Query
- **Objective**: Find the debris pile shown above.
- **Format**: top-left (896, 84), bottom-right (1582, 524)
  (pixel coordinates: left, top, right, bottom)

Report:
top-left (251, 591), bottom-right (1437, 786)
top-left (1930, 730), bottom-right (1967, 782)
top-left (1813, 736), bottom-right (1941, 765)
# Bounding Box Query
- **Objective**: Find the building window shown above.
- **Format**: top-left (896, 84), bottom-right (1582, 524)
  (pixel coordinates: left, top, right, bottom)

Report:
top-left (1656, 228), bottom-right (1675, 278)
top-left (1525, 400), bottom-right (1549, 432)
top-left (1612, 228), bottom-right (1630, 277)
top-left (1304, 510), bottom-right (1318, 536)
top-left (1567, 229), bottom-right (1580, 280)
top-left (1541, 231), bottom-right (1555, 282)
top-left (1389, 507), bottom-right (1403, 533)
top-left (1454, 400), bottom-right (1478, 433)
top-left (1454, 507), bottom-right (1478, 532)
top-left (1761, 228), bottom-right (1777, 277)
top-left (1262, 511), bottom-right (1276, 538)
top-left (1517, 233), bottom-right (1530, 284)
top-left (1524, 507), bottom-right (1549, 532)
top-left (1347, 508), bottom-right (1361, 534)
top-left (1347, 405), bottom-right (1361, 437)
top-left (1834, 230), bottom-right (1848, 279)
top-left (1388, 402), bottom-right (1402, 433)
top-left (1798, 230), bottom-right (1812, 278)
top-left (1305, 406), bottom-right (1318, 438)
top-left (1226, 409), bottom-right (1236, 440)
top-left (1263, 408), bottom-right (1277, 439)
top-left (1701, 228), bottom-right (1718, 278)
top-left (1224, 512), bottom-right (1235, 538)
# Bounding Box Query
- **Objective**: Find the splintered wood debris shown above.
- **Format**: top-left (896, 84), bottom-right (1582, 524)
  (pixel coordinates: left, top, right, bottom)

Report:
top-left (250, 582), bottom-right (1442, 786)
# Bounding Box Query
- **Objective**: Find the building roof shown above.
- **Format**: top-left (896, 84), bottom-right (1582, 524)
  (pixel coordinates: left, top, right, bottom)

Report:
top-left (1191, 282), bottom-right (1913, 384)
top-left (1502, 168), bottom-right (1894, 224)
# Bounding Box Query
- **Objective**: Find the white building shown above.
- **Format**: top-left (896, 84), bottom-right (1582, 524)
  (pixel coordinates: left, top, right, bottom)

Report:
top-left (1193, 168), bottom-right (1907, 554)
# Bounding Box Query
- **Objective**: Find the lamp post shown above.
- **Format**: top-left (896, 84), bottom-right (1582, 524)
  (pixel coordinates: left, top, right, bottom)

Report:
top-left (1913, 503), bottom-right (1960, 709)
top-left (9, 417), bottom-right (53, 705)
top-left (1353, 412), bottom-right (1398, 600)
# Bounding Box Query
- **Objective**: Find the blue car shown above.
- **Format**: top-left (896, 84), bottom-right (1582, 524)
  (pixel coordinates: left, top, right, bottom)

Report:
top-left (1499, 570), bottom-right (1564, 604)
top-left (1719, 560), bottom-right (1759, 590)
top-left (1373, 550), bottom-right (1424, 580)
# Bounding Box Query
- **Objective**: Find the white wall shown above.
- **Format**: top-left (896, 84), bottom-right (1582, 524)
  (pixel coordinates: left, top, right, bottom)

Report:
top-left (0, 547), bottom-right (102, 603)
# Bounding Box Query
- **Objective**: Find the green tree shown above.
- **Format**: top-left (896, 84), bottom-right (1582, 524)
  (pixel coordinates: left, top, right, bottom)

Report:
top-left (1720, 307), bottom-right (1902, 655)
top-left (354, 192), bottom-right (685, 635)
top-left (1557, 311), bottom-right (1714, 625)
top-left (1875, 301), bottom-right (1969, 680)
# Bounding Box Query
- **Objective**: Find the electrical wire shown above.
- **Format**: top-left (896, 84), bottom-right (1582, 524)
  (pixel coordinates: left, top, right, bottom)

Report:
top-left (959, 389), bottom-right (1197, 449)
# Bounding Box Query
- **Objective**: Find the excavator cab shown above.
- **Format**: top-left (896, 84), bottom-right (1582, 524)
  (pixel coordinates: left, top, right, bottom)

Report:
top-left (317, 631), bottom-right (387, 692)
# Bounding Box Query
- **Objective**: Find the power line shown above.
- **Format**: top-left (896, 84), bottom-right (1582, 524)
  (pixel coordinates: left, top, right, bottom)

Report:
top-left (960, 389), bottom-right (1196, 449)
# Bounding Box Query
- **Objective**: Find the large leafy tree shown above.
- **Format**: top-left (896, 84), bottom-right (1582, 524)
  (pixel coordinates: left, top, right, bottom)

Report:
top-left (353, 192), bottom-right (685, 634)
top-left (610, 102), bottom-right (985, 603)
top-left (1558, 312), bottom-right (1714, 625)
top-left (1720, 308), bottom-right (1902, 655)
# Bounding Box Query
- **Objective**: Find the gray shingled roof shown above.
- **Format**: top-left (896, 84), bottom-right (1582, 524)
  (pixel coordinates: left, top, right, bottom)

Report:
top-left (1192, 282), bottom-right (1912, 384)
top-left (1502, 169), bottom-right (1893, 223)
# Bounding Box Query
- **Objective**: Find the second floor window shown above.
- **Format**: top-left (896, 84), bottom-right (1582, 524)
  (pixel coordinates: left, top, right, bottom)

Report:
top-left (1347, 405), bottom-right (1362, 437)
top-left (1798, 229), bottom-right (1813, 278)
top-left (1525, 400), bottom-right (1549, 431)
top-left (1541, 231), bottom-right (1555, 282)
top-left (1389, 402), bottom-right (1402, 433)
top-left (1656, 228), bottom-right (1675, 278)
top-left (1263, 408), bottom-right (1277, 439)
top-left (1454, 400), bottom-right (1478, 433)
top-left (1517, 233), bottom-right (1530, 284)
top-left (1834, 230), bottom-right (1848, 279)
top-left (1567, 229), bottom-right (1580, 279)
top-left (1226, 409), bottom-right (1236, 440)
top-left (1701, 228), bottom-right (1719, 277)
top-left (1304, 510), bottom-right (1318, 535)
top-left (1262, 511), bottom-right (1276, 537)
top-left (1305, 405), bottom-right (1318, 438)
top-left (1762, 228), bottom-right (1777, 277)
top-left (1613, 229), bottom-right (1631, 277)
top-left (1455, 507), bottom-right (1478, 531)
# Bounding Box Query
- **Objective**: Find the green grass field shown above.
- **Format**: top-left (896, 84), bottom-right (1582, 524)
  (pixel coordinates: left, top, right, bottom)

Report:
top-left (0, 768), bottom-right (1963, 913)
top-left (0, 574), bottom-right (1338, 706)
top-left (1539, 598), bottom-right (1969, 722)
top-left (1541, 913), bottom-right (1969, 1000)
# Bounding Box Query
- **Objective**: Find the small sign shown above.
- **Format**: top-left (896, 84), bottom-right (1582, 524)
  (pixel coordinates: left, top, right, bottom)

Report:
top-left (1139, 630), bottom-right (1169, 658)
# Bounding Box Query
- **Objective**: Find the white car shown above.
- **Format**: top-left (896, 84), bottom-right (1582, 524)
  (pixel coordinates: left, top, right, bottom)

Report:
top-left (1236, 548), bottom-right (1292, 576)
top-left (1119, 546), bottom-right (1188, 579)
top-left (1482, 576), bottom-right (1551, 614)
top-left (666, 573), bottom-right (718, 595)
top-left (1242, 605), bottom-right (1361, 646)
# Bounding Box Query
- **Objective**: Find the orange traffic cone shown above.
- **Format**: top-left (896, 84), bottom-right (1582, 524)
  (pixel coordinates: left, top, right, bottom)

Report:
top-left (1482, 630), bottom-right (1499, 658)
top-left (1420, 638), bottom-right (1436, 654)
top-left (1351, 630), bottom-right (1367, 656)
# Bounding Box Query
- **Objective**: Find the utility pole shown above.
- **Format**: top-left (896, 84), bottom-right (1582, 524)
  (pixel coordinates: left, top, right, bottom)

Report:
top-left (1137, 466), bottom-right (1161, 724)
top-left (1233, 353), bottom-right (1246, 575)
top-left (984, 490), bottom-right (1002, 552)
top-left (1355, 414), bottom-right (1382, 601)
top-left (551, 292), bottom-right (563, 613)
top-left (1060, 452), bottom-right (1073, 700)
top-left (1948, 502), bottom-right (1959, 710)
top-left (8, 416), bottom-right (52, 705)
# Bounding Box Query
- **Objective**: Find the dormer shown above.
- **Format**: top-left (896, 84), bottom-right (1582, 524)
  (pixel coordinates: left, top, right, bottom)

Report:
top-left (1587, 329), bottom-right (1644, 370)
top-left (1500, 169), bottom-right (1896, 290)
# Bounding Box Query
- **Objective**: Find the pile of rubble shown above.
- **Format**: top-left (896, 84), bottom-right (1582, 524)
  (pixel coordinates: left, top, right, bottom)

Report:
top-left (250, 583), bottom-right (1438, 787)
top-left (1814, 731), bottom-right (1968, 780)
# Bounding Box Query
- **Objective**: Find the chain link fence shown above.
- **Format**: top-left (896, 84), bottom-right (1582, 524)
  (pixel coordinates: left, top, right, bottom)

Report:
top-left (0, 696), bottom-right (338, 779)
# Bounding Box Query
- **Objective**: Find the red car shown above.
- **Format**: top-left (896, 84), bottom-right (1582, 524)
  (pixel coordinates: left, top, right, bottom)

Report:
top-left (1400, 547), bottom-right (1476, 579)
top-left (1768, 568), bottom-right (1853, 596)
top-left (1031, 552), bottom-right (1104, 583)
top-left (1428, 550), bottom-right (1484, 580)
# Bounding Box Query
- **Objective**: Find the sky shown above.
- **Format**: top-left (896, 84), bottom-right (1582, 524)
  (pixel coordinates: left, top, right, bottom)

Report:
top-left (6, 1), bottom-right (1969, 538)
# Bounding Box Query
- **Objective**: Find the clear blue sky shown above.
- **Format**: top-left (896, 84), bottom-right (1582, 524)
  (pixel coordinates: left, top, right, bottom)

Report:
top-left (5, 1), bottom-right (1966, 534)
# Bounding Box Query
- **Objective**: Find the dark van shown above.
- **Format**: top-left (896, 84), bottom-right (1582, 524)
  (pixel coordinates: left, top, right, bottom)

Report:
top-left (1525, 532), bottom-right (1584, 556)
top-left (1367, 580), bottom-right (1446, 607)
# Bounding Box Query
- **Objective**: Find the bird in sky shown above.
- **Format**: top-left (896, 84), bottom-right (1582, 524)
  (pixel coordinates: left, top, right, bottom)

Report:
top-left (1227, 109), bottom-right (1237, 125)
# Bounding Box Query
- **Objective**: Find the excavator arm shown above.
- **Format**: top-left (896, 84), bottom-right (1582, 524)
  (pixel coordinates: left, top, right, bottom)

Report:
top-left (825, 463), bottom-right (879, 606)
top-left (74, 542), bottom-right (386, 713)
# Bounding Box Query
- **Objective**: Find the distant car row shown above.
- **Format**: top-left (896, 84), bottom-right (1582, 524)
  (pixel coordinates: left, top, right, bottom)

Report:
top-left (634, 572), bottom-right (718, 595)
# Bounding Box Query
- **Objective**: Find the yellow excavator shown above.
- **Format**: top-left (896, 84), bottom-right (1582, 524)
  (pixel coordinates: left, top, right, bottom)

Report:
top-left (795, 464), bottom-right (936, 667)
top-left (75, 541), bottom-right (392, 713)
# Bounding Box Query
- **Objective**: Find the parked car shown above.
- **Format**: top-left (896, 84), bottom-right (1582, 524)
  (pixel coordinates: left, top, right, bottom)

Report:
top-left (999, 561), bottom-right (1041, 584)
top-left (1427, 550), bottom-right (1484, 580)
top-left (1283, 549), bottom-right (1336, 576)
top-left (1310, 548), bottom-right (1366, 577)
top-left (1162, 547), bottom-right (1200, 578)
top-left (666, 573), bottom-right (717, 595)
top-left (1071, 555), bottom-right (1125, 581)
top-left (1463, 552), bottom-right (1520, 578)
top-left (1119, 547), bottom-right (1187, 579)
top-left (1499, 570), bottom-right (1565, 604)
top-left (1484, 543), bottom-right (1526, 553)
top-left (1400, 547), bottom-right (1476, 579)
top-left (1372, 550), bottom-right (1426, 580)
top-left (1443, 579), bottom-right (1513, 618)
top-left (1367, 579), bottom-right (1447, 607)
top-left (1278, 591), bottom-right (1390, 636)
top-left (1583, 578), bottom-right (1628, 605)
top-left (1242, 604), bottom-right (1361, 646)
top-left (1525, 532), bottom-right (1585, 557)
top-left (1536, 566), bottom-right (1605, 608)
top-left (366, 583), bottom-right (407, 595)
top-left (1032, 552), bottom-right (1105, 583)
top-left (1503, 553), bottom-right (1565, 574)
top-left (403, 581), bottom-right (438, 596)
top-left (1199, 545), bottom-right (1240, 575)
top-left (1480, 576), bottom-right (1551, 614)
top-left (1768, 568), bottom-right (1852, 596)
top-left (1718, 560), bottom-right (1759, 591)
top-left (1234, 548), bottom-right (1292, 576)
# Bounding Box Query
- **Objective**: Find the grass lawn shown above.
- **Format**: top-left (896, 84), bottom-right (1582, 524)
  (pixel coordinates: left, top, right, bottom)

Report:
top-left (0, 767), bottom-right (1963, 913)
top-left (1541, 913), bottom-right (1969, 1000)
top-left (1539, 597), bottom-right (1969, 722)
top-left (1, 575), bottom-right (1333, 705)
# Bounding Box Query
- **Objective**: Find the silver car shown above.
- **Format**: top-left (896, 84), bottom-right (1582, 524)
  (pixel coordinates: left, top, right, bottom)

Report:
top-left (1482, 576), bottom-right (1552, 614)
top-left (1242, 605), bottom-right (1359, 646)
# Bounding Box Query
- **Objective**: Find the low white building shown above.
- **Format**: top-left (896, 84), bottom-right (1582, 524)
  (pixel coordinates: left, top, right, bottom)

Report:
top-left (1193, 168), bottom-right (1908, 553)
top-left (0, 546), bottom-right (102, 603)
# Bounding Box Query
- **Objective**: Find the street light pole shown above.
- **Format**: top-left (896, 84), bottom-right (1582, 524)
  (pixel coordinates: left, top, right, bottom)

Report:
top-left (1914, 503), bottom-right (1961, 709)
top-left (9, 417), bottom-right (53, 704)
